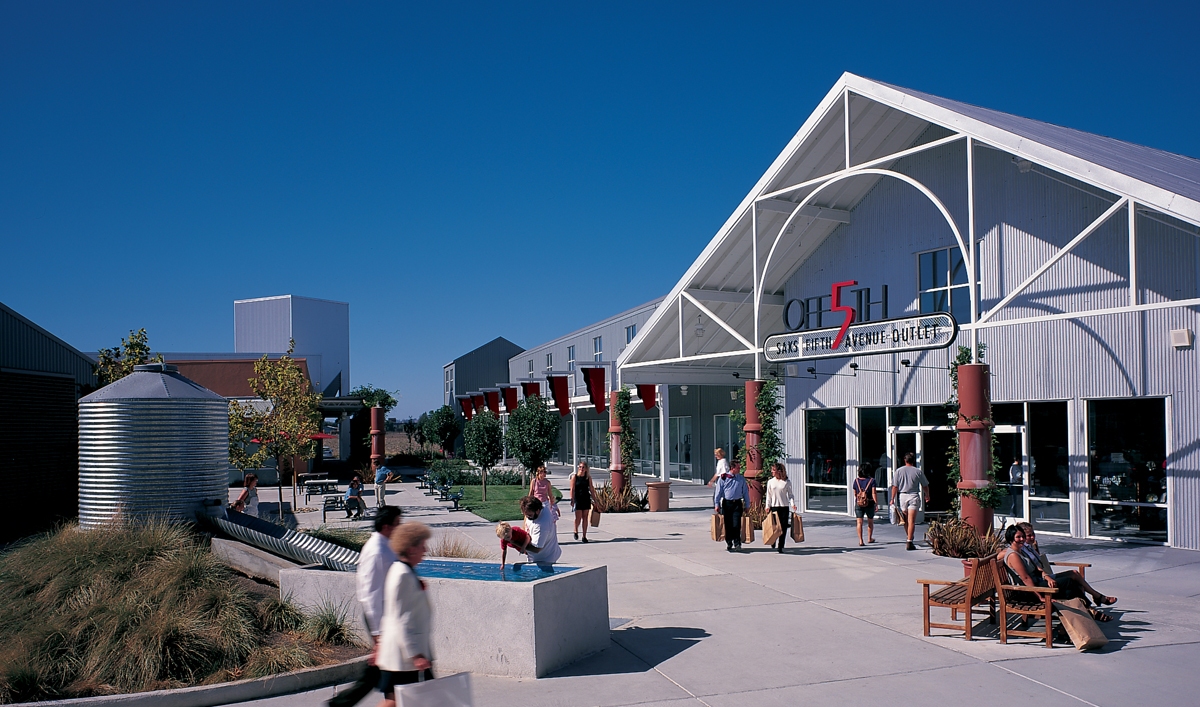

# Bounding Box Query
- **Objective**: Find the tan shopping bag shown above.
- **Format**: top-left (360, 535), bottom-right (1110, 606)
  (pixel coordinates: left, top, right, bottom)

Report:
top-left (710, 513), bottom-right (724, 542)
top-left (790, 513), bottom-right (804, 542)
top-left (589, 508), bottom-right (601, 527)
top-left (1053, 597), bottom-right (1109, 651)
top-left (741, 516), bottom-right (755, 543)
top-left (396, 671), bottom-right (473, 706)
top-left (762, 511), bottom-right (782, 545)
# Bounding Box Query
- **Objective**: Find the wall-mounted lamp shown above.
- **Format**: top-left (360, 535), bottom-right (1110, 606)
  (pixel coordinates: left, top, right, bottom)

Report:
top-left (732, 371), bottom-right (740, 378)
top-left (730, 390), bottom-right (738, 400)
top-left (680, 385), bottom-right (689, 396)
top-left (900, 359), bottom-right (944, 372)
top-left (806, 367), bottom-right (816, 375)
top-left (695, 315), bottom-right (705, 338)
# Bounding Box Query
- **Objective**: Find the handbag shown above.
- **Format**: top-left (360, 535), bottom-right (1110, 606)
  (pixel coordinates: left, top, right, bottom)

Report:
top-left (740, 516), bottom-right (755, 543)
top-left (790, 513), bottom-right (804, 542)
top-left (589, 508), bottom-right (601, 527)
top-left (710, 513), bottom-right (724, 542)
top-left (761, 511), bottom-right (782, 545)
top-left (397, 671), bottom-right (473, 706)
top-left (1052, 598), bottom-right (1109, 651)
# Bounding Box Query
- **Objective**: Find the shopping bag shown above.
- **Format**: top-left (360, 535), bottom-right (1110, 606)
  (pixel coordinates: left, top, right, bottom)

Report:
top-left (790, 513), bottom-right (804, 542)
top-left (741, 516), bottom-right (755, 543)
top-left (589, 509), bottom-right (601, 527)
top-left (710, 513), bottom-right (724, 542)
top-left (761, 511), bottom-right (782, 545)
top-left (397, 672), bottom-right (473, 707)
top-left (1052, 598), bottom-right (1109, 651)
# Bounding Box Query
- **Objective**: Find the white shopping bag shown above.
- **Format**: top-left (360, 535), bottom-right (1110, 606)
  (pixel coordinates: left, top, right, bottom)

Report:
top-left (398, 672), bottom-right (473, 707)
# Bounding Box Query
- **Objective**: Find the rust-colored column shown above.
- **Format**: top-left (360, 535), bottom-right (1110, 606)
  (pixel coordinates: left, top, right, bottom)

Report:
top-left (370, 405), bottom-right (385, 475)
top-left (609, 391), bottom-right (625, 494)
top-left (956, 364), bottom-right (994, 537)
top-left (744, 380), bottom-right (765, 507)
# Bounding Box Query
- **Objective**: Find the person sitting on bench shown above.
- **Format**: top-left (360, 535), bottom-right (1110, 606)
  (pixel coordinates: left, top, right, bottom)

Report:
top-left (345, 476), bottom-right (366, 519)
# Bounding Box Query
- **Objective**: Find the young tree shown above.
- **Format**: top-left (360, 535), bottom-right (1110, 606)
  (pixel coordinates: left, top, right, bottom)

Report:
top-left (402, 417), bottom-right (418, 450)
top-left (506, 395), bottom-right (561, 473)
top-left (94, 328), bottom-right (163, 386)
top-left (424, 405), bottom-right (460, 457)
top-left (463, 411), bottom-right (503, 501)
top-left (414, 412), bottom-right (429, 450)
top-left (227, 340), bottom-right (321, 517)
top-left (349, 384), bottom-right (398, 414)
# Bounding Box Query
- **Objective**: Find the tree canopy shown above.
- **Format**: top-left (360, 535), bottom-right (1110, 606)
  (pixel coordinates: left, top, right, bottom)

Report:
top-left (463, 411), bottom-right (503, 501)
top-left (94, 328), bottom-right (163, 386)
top-left (423, 405), bottom-right (460, 456)
top-left (505, 395), bottom-right (561, 471)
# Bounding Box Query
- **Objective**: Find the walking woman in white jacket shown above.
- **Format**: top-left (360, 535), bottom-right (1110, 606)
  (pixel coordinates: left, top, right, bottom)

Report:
top-left (765, 463), bottom-right (796, 553)
top-left (377, 522), bottom-right (433, 706)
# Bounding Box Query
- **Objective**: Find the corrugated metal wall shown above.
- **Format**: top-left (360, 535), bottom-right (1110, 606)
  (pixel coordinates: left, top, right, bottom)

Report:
top-left (778, 136), bottom-right (1200, 548)
top-left (1, 305), bottom-right (98, 386)
top-left (234, 297), bottom-right (292, 353)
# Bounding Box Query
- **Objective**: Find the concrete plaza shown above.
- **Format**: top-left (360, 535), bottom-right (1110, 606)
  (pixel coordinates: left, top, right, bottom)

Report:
top-left (242, 467), bottom-right (1199, 707)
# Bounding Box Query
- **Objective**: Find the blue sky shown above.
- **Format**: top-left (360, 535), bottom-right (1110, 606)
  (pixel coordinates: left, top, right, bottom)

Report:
top-left (3, 1), bottom-right (1197, 420)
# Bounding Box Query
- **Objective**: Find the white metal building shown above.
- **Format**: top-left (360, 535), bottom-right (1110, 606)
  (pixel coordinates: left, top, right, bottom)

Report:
top-left (619, 73), bottom-right (1200, 549)
top-left (235, 295), bottom-right (350, 397)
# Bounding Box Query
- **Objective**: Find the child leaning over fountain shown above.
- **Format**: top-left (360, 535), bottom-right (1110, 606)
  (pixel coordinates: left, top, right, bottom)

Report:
top-left (497, 521), bottom-right (537, 568)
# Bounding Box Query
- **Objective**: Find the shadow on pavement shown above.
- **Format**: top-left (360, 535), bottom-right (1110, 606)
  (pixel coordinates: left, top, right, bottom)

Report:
top-left (546, 626), bottom-right (710, 677)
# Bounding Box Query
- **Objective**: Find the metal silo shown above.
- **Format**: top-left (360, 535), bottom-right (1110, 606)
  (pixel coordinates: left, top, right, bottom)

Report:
top-left (78, 363), bottom-right (229, 528)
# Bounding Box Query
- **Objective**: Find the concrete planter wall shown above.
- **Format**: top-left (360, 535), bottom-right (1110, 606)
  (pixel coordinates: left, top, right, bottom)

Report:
top-left (280, 560), bottom-right (609, 678)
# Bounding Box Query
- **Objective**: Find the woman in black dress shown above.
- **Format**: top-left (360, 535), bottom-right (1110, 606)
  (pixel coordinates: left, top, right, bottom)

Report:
top-left (570, 462), bottom-right (597, 543)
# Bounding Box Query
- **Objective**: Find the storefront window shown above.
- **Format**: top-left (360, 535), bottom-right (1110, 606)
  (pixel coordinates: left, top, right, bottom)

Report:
top-left (806, 409), bottom-right (846, 512)
top-left (889, 406), bottom-right (917, 427)
top-left (992, 403), bottom-right (1024, 426)
top-left (633, 417), bottom-right (660, 477)
top-left (1029, 402), bottom-right (1069, 499)
top-left (1087, 398), bottom-right (1168, 543)
top-left (920, 404), bottom-right (955, 426)
top-left (669, 416), bottom-right (692, 481)
top-left (859, 408), bottom-right (888, 488)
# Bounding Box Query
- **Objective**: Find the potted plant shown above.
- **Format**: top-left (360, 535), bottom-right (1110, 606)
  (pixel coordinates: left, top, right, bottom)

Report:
top-left (925, 517), bottom-right (1005, 575)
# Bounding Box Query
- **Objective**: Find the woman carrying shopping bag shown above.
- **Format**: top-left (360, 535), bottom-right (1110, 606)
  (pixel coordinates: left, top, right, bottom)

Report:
top-left (377, 522), bottom-right (434, 707)
top-left (764, 463), bottom-right (796, 553)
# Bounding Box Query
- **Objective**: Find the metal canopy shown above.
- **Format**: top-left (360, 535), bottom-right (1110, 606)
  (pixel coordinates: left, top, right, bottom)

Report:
top-left (618, 72), bottom-right (1200, 385)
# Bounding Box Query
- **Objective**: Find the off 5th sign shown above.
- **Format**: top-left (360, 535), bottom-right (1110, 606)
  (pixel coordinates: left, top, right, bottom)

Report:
top-left (765, 312), bottom-right (957, 361)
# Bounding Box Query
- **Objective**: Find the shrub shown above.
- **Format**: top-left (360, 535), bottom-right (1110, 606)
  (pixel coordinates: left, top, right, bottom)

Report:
top-left (591, 482), bottom-right (648, 513)
top-left (925, 517), bottom-right (1005, 558)
top-left (301, 600), bottom-right (361, 646)
top-left (428, 534), bottom-right (494, 560)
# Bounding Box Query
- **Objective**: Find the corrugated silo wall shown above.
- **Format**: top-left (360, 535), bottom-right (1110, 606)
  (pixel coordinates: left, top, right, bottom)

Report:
top-left (780, 138), bottom-right (1200, 548)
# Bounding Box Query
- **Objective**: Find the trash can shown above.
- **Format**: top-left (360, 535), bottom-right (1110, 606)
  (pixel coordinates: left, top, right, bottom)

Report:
top-left (646, 481), bottom-right (672, 512)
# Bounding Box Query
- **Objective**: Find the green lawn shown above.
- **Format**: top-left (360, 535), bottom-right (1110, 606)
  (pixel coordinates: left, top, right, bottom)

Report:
top-left (459, 484), bottom-right (563, 523)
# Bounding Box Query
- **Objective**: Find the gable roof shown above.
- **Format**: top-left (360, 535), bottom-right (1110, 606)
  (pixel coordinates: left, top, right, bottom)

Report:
top-left (617, 72), bottom-right (1200, 384)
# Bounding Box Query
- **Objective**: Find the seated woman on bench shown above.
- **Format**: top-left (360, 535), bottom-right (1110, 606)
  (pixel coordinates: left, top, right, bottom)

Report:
top-left (1001, 525), bottom-right (1116, 622)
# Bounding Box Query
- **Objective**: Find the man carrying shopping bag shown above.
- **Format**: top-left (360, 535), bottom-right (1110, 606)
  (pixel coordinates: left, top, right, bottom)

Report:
top-left (713, 460), bottom-right (749, 552)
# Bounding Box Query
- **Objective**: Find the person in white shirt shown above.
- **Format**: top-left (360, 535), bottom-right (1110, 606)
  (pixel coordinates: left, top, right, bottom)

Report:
top-left (328, 505), bottom-right (402, 707)
top-left (707, 447), bottom-right (730, 486)
top-left (765, 462), bottom-right (796, 553)
top-left (521, 496), bottom-right (562, 564)
top-left (377, 522), bottom-right (434, 703)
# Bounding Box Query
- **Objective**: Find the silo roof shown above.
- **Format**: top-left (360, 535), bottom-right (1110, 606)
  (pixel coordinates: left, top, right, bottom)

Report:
top-left (80, 363), bottom-right (227, 402)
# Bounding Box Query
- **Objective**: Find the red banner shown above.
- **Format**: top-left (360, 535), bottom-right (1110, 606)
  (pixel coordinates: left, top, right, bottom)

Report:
top-left (547, 374), bottom-right (571, 417)
top-left (484, 390), bottom-right (501, 415)
top-left (502, 386), bottom-right (519, 413)
top-left (583, 367), bottom-right (606, 414)
top-left (471, 393), bottom-right (486, 414)
top-left (636, 384), bottom-right (657, 410)
top-left (520, 381), bottom-right (541, 398)
top-left (456, 396), bottom-right (474, 420)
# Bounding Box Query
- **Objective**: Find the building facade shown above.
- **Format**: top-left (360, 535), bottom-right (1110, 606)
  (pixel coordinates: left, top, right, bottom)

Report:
top-left (235, 295), bottom-right (349, 397)
top-left (619, 74), bottom-right (1200, 549)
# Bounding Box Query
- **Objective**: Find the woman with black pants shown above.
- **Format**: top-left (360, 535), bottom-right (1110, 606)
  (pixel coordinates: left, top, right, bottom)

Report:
top-left (765, 463), bottom-right (795, 553)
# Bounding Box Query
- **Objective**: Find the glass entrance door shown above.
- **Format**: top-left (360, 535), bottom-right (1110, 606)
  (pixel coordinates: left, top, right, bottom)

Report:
top-left (994, 427), bottom-right (1027, 522)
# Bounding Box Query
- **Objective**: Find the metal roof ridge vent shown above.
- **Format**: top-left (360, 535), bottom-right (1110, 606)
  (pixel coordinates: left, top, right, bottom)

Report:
top-left (134, 362), bottom-right (178, 373)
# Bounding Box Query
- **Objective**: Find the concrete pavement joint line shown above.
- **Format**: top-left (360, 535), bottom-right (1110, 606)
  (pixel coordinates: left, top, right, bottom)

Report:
top-left (652, 668), bottom-right (713, 707)
top-left (990, 663), bottom-right (1101, 706)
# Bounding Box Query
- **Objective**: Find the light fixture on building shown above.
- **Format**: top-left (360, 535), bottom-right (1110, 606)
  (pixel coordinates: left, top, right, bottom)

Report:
top-left (732, 371), bottom-right (740, 378)
top-left (730, 390), bottom-right (738, 400)
top-left (785, 364), bottom-right (799, 378)
top-left (680, 385), bottom-right (689, 396)
top-left (1171, 328), bottom-right (1195, 349)
top-left (1014, 158), bottom-right (1033, 173)
top-left (695, 315), bottom-right (705, 338)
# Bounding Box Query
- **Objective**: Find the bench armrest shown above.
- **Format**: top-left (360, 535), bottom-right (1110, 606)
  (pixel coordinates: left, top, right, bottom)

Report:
top-left (916, 579), bottom-right (967, 587)
top-left (1049, 561), bottom-right (1090, 569)
top-left (1001, 584), bottom-right (1058, 595)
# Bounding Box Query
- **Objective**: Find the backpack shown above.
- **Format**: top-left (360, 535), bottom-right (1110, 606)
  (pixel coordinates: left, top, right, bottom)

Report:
top-left (854, 479), bottom-right (873, 508)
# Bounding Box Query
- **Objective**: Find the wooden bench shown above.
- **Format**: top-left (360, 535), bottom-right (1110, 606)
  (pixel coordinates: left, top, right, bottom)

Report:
top-left (917, 553), bottom-right (998, 640)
